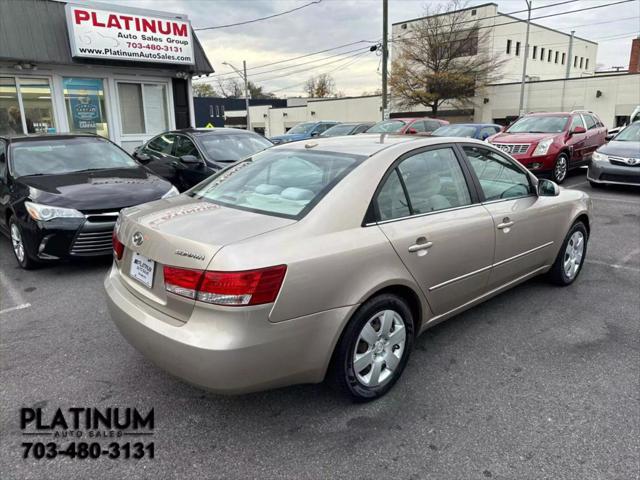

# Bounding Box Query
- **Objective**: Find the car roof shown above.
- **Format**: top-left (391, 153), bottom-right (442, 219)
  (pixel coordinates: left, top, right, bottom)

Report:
top-left (526, 112), bottom-right (573, 116)
top-left (169, 127), bottom-right (256, 136)
top-left (437, 123), bottom-right (500, 128)
top-left (275, 133), bottom-right (486, 157)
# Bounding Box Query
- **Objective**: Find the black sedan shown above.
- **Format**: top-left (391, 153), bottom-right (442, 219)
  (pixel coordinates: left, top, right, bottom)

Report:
top-left (319, 122), bottom-right (374, 137)
top-left (0, 134), bottom-right (177, 269)
top-left (588, 121), bottom-right (640, 187)
top-left (133, 128), bottom-right (273, 191)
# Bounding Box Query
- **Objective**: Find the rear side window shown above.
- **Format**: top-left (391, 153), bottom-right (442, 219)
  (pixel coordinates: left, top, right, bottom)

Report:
top-left (583, 115), bottom-right (597, 130)
top-left (189, 149), bottom-right (364, 218)
top-left (463, 146), bottom-right (533, 201)
top-left (375, 148), bottom-right (471, 220)
top-left (174, 136), bottom-right (201, 159)
top-left (424, 120), bottom-right (443, 132)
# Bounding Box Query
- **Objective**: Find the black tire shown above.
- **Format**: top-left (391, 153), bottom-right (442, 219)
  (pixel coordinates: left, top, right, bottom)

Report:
top-left (589, 180), bottom-right (603, 189)
top-left (9, 217), bottom-right (38, 270)
top-left (548, 221), bottom-right (588, 286)
top-left (552, 153), bottom-right (569, 184)
top-left (328, 293), bottom-right (414, 402)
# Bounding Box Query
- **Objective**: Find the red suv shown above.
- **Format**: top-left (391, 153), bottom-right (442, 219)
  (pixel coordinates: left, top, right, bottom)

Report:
top-left (488, 111), bottom-right (607, 183)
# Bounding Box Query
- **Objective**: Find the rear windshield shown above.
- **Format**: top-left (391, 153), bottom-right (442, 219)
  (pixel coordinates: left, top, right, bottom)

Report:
top-left (188, 149), bottom-right (364, 218)
top-left (198, 133), bottom-right (272, 162)
top-left (506, 116), bottom-right (569, 133)
top-left (10, 137), bottom-right (137, 177)
top-left (320, 124), bottom-right (356, 137)
top-left (432, 125), bottom-right (477, 137)
top-left (366, 120), bottom-right (406, 133)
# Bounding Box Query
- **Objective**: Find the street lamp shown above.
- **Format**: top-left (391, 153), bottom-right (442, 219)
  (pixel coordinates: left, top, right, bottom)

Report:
top-left (222, 61), bottom-right (252, 131)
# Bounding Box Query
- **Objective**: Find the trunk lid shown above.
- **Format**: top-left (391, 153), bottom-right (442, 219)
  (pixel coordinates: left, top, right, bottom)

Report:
top-left (115, 196), bottom-right (295, 322)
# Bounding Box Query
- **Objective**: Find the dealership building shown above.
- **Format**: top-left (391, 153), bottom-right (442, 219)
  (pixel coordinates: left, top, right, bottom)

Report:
top-left (0, 0), bottom-right (213, 152)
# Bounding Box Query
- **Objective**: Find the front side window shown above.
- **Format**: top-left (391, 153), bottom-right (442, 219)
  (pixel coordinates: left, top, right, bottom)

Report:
top-left (0, 140), bottom-right (6, 178)
top-left (507, 115), bottom-right (569, 134)
top-left (174, 136), bottom-right (201, 159)
top-left (432, 125), bottom-right (477, 137)
top-left (376, 148), bottom-right (471, 220)
top-left (410, 121), bottom-right (426, 133)
top-left (463, 146), bottom-right (533, 201)
top-left (321, 124), bottom-right (357, 137)
top-left (63, 78), bottom-right (109, 137)
top-left (367, 120), bottom-right (406, 133)
top-left (117, 82), bottom-right (169, 135)
top-left (570, 115), bottom-right (585, 131)
top-left (197, 133), bottom-right (271, 162)
top-left (10, 137), bottom-right (136, 177)
top-left (287, 122), bottom-right (316, 135)
top-left (189, 149), bottom-right (363, 218)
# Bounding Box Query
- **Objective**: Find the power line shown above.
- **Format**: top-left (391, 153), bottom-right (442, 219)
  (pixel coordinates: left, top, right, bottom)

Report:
top-left (195, 0), bottom-right (322, 31)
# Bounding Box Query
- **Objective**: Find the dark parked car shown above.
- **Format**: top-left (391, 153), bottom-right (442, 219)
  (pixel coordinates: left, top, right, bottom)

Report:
top-left (588, 121), bottom-right (640, 187)
top-left (366, 117), bottom-right (449, 135)
top-left (269, 121), bottom-right (339, 145)
top-left (134, 128), bottom-right (272, 191)
top-left (0, 134), bottom-right (177, 269)
top-left (431, 123), bottom-right (502, 140)
top-left (319, 122), bottom-right (374, 137)
top-left (488, 111), bottom-right (607, 184)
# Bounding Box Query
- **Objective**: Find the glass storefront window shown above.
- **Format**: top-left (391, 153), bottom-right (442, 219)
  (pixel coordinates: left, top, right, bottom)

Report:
top-left (117, 82), bottom-right (168, 136)
top-left (0, 77), bottom-right (23, 135)
top-left (63, 77), bottom-right (109, 137)
top-left (18, 77), bottom-right (56, 133)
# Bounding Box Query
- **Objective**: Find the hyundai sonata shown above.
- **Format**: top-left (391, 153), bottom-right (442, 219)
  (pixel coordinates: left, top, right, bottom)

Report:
top-left (105, 135), bottom-right (591, 401)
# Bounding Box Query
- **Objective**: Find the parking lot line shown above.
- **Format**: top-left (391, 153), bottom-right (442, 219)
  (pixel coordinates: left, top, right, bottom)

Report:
top-left (0, 270), bottom-right (29, 314)
top-left (589, 195), bottom-right (640, 205)
top-left (586, 259), bottom-right (640, 273)
top-left (0, 303), bottom-right (31, 315)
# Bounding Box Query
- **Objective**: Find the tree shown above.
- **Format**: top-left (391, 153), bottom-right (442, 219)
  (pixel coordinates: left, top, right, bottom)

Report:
top-left (304, 74), bottom-right (337, 98)
top-left (389, 0), bottom-right (505, 116)
top-left (192, 83), bottom-right (216, 97)
top-left (248, 81), bottom-right (275, 99)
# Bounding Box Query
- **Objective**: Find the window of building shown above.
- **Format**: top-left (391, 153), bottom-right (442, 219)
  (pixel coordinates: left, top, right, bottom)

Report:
top-left (548, 50), bottom-right (552, 62)
top-left (215, 105), bottom-right (220, 117)
top-left (555, 51), bottom-right (559, 63)
top-left (585, 58), bottom-right (589, 70)
top-left (562, 52), bottom-right (566, 64)
top-left (209, 105), bottom-right (214, 117)
top-left (574, 56), bottom-right (578, 67)
top-left (471, 9), bottom-right (477, 15)
top-left (532, 46), bottom-right (537, 59)
top-left (63, 77), bottom-right (108, 137)
top-left (515, 42), bottom-right (521, 56)
top-left (0, 77), bottom-right (56, 136)
top-left (0, 77), bottom-right (23, 135)
top-left (540, 47), bottom-right (545, 60)
top-left (117, 82), bottom-right (169, 136)
top-left (506, 39), bottom-right (512, 54)
top-left (580, 57), bottom-right (584, 69)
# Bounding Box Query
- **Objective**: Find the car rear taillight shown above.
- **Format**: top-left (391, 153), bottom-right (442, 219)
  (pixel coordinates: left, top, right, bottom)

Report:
top-left (162, 265), bottom-right (287, 306)
top-left (112, 229), bottom-right (124, 260)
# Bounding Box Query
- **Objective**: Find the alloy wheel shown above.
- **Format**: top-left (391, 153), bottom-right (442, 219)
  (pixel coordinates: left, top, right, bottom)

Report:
top-left (352, 310), bottom-right (406, 387)
top-left (10, 223), bottom-right (25, 263)
top-left (554, 156), bottom-right (568, 183)
top-left (563, 231), bottom-right (584, 280)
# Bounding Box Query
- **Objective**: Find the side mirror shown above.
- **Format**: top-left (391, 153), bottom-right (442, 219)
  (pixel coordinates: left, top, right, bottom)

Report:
top-left (605, 133), bottom-right (615, 141)
top-left (179, 155), bottom-right (201, 164)
top-left (310, 131), bottom-right (320, 137)
top-left (570, 126), bottom-right (586, 136)
top-left (538, 178), bottom-right (560, 197)
top-left (407, 128), bottom-right (418, 135)
top-left (135, 152), bottom-right (151, 162)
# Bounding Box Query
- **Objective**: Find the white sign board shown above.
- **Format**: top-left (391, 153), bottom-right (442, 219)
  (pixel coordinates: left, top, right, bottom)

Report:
top-left (65, 4), bottom-right (194, 65)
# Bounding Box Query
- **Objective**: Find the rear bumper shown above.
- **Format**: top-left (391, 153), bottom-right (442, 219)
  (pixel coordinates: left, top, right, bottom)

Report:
top-left (588, 160), bottom-right (640, 186)
top-left (104, 265), bottom-right (354, 394)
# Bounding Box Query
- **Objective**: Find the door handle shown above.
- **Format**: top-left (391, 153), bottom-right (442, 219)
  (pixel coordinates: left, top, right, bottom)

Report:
top-left (408, 237), bottom-right (433, 252)
top-left (497, 217), bottom-right (514, 229)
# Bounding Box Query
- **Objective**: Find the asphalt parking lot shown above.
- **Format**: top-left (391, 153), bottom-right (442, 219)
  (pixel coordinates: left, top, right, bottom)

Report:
top-left (1, 170), bottom-right (638, 480)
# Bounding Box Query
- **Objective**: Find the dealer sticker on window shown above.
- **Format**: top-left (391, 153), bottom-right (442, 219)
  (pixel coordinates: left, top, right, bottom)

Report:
top-left (130, 252), bottom-right (155, 288)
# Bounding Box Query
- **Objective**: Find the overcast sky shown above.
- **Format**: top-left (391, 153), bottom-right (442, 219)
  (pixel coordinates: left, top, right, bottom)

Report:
top-left (82, 0), bottom-right (639, 97)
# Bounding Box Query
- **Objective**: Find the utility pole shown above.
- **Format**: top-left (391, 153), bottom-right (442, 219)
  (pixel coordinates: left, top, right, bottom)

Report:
top-left (561, 30), bottom-right (575, 110)
top-left (243, 60), bottom-right (251, 131)
top-left (222, 60), bottom-right (252, 131)
top-left (382, 0), bottom-right (388, 120)
top-left (518, 0), bottom-right (532, 116)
